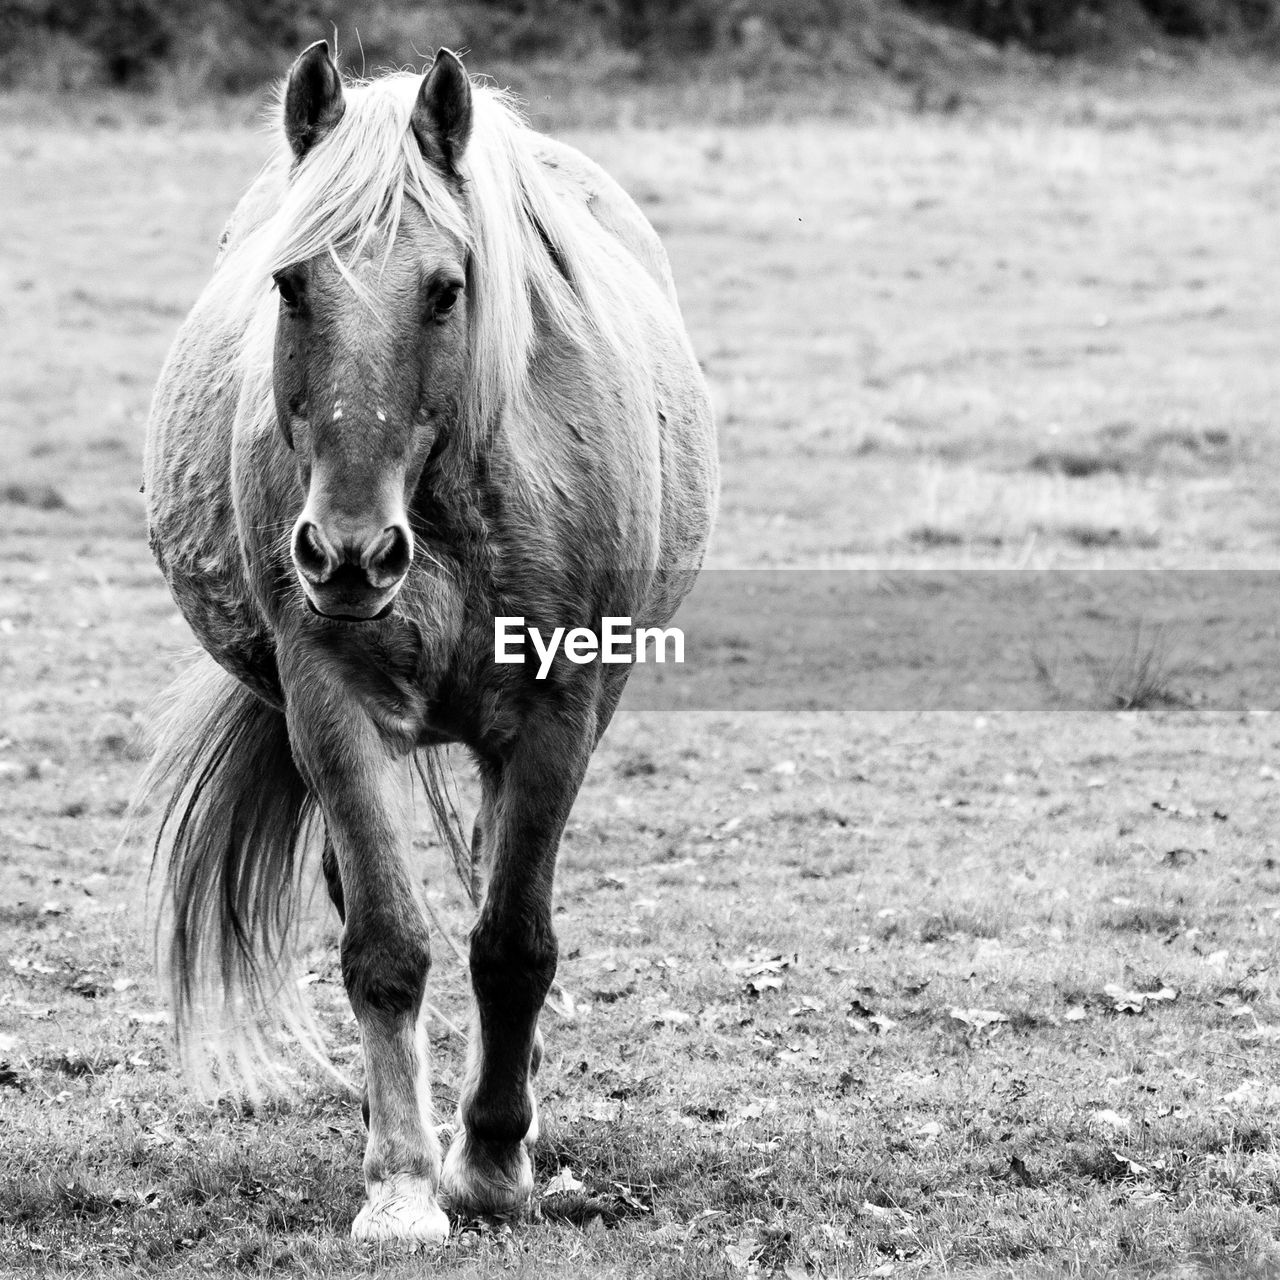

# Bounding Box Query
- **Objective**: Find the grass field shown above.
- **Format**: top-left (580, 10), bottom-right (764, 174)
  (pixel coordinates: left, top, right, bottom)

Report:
top-left (4, 62), bottom-right (1280, 1277)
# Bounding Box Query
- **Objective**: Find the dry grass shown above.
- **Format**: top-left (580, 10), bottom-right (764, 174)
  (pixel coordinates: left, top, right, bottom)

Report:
top-left (4, 65), bottom-right (1280, 1277)
top-left (1033, 621), bottom-right (1189, 711)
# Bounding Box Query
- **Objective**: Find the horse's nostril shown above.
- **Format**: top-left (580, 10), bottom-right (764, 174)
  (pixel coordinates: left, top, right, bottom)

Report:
top-left (293, 520), bottom-right (335, 584)
top-left (363, 523), bottom-right (413, 587)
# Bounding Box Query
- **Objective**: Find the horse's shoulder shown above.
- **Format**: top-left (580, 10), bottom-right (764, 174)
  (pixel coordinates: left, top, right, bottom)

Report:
top-left (530, 134), bottom-right (677, 303)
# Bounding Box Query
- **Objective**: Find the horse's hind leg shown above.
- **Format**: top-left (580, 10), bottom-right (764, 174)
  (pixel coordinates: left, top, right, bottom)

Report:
top-left (440, 717), bottom-right (592, 1216)
top-left (286, 684), bottom-right (447, 1244)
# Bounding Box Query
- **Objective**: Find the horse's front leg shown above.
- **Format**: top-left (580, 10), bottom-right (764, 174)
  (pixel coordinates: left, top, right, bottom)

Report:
top-left (440, 715), bottom-right (592, 1216)
top-left (286, 685), bottom-right (447, 1244)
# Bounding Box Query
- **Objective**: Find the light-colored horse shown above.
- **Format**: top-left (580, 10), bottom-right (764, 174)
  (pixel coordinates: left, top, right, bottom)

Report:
top-left (141, 43), bottom-right (716, 1241)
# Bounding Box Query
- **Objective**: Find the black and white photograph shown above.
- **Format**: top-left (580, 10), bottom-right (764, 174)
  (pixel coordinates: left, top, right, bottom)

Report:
top-left (2, 1), bottom-right (1280, 1275)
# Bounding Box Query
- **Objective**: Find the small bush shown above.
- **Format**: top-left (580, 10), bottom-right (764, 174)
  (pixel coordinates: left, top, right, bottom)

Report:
top-left (3, 0), bottom-right (1280, 90)
top-left (905, 0), bottom-right (1280, 51)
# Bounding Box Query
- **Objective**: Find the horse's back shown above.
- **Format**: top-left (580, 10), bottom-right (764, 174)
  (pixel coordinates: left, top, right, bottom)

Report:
top-left (533, 134), bottom-right (716, 593)
top-left (532, 135), bottom-right (679, 308)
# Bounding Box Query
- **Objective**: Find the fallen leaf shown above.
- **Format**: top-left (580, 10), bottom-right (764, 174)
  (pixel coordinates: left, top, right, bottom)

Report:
top-left (543, 1167), bottom-right (585, 1197)
top-left (1103, 984), bottom-right (1177, 1014)
top-left (545, 983), bottom-right (579, 1020)
top-left (860, 1201), bottom-right (896, 1221)
top-left (788, 997), bottom-right (826, 1016)
top-left (1008, 1153), bottom-right (1037, 1187)
top-left (1091, 1108), bottom-right (1131, 1130)
top-left (126, 1010), bottom-right (170, 1026)
top-left (651, 1008), bottom-right (692, 1028)
top-left (1218, 1080), bottom-right (1280, 1105)
top-left (777, 1041), bottom-right (821, 1065)
top-left (727, 954), bottom-right (796, 977)
top-left (610, 1182), bottom-right (651, 1213)
top-left (1163, 847), bottom-right (1207, 867)
top-left (1111, 1150), bottom-right (1148, 1177)
top-left (1152, 800), bottom-right (1198, 819)
top-left (683, 1103), bottom-right (726, 1122)
top-left (948, 1007), bottom-right (1009, 1033)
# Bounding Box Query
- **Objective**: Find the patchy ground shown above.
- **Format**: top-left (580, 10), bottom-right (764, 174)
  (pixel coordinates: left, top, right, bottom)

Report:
top-left (3, 64), bottom-right (1280, 1278)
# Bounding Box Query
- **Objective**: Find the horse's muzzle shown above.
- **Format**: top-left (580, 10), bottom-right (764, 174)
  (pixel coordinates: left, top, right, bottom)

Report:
top-left (292, 515), bottom-right (413, 621)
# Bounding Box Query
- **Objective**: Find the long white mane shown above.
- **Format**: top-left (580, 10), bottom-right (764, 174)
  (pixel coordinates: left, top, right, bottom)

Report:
top-left (209, 70), bottom-right (629, 446)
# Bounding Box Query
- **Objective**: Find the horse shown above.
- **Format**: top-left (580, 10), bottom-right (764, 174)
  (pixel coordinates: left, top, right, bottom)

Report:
top-left (139, 42), bottom-right (717, 1243)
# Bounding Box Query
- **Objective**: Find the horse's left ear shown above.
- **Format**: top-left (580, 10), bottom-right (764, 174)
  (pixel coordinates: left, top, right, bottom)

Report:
top-left (284, 40), bottom-right (345, 160)
top-left (411, 49), bottom-right (472, 176)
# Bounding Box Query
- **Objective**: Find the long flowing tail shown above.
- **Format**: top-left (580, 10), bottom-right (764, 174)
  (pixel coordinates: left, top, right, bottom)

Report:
top-left (135, 658), bottom-right (322, 1094)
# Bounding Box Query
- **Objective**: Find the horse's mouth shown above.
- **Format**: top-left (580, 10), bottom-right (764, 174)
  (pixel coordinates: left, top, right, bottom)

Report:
top-left (303, 594), bottom-right (398, 624)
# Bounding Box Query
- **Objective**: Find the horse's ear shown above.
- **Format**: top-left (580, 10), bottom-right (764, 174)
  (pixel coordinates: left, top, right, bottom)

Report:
top-left (283, 41), bottom-right (345, 160)
top-left (411, 49), bottom-right (472, 176)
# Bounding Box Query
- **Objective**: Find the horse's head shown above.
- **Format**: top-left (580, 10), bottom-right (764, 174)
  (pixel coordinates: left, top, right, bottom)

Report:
top-left (271, 43), bottom-right (472, 622)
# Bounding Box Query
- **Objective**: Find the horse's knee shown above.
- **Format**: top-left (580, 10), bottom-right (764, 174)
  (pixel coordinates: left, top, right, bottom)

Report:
top-left (468, 916), bottom-right (557, 1011)
top-left (341, 912), bottom-right (431, 1019)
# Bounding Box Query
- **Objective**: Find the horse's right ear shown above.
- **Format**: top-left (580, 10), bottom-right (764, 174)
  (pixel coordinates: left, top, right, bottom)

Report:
top-left (411, 49), bottom-right (472, 177)
top-left (283, 41), bottom-right (345, 160)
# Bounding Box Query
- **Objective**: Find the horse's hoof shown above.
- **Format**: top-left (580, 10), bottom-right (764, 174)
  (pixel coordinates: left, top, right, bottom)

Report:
top-left (351, 1174), bottom-right (450, 1244)
top-left (439, 1132), bottom-right (534, 1217)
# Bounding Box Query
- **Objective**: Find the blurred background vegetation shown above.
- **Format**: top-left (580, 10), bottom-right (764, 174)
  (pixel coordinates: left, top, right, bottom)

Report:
top-left (1, 0), bottom-right (1278, 94)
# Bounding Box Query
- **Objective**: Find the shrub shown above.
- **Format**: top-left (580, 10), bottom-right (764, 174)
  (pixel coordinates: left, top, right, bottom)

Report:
top-left (2, 0), bottom-right (1280, 92)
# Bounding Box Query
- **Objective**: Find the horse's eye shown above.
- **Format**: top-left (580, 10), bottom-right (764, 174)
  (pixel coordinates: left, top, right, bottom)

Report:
top-left (432, 285), bottom-right (460, 322)
top-left (273, 272), bottom-right (302, 310)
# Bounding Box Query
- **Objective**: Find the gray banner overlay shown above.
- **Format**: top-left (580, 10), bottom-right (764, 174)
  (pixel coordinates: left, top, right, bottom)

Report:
top-left (590, 571), bottom-right (1280, 712)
